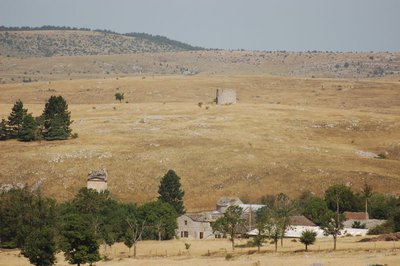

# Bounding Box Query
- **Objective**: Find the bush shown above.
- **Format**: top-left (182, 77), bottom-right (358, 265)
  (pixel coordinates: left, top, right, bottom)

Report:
top-left (367, 221), bottom-right (394, 235)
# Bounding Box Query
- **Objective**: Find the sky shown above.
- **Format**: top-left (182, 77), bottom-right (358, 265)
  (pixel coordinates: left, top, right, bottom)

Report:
top-left (1, 0), bottom-right (399, 51)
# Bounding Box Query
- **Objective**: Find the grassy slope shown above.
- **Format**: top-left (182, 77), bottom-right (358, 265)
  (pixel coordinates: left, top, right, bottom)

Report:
top-left (0, 75), bottom-right (399, 210)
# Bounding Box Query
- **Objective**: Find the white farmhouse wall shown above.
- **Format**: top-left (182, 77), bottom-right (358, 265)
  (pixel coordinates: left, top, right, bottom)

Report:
top-left (177, 215), bottom-right (214, 239)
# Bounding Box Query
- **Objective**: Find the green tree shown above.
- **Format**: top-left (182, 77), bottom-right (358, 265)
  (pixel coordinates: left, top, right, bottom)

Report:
top-left (324, 184), bottom-right (359, 214)
top-left (321, 211), bottom-right (344, 250)
top-left (18, 113), bottom-right (38, 141)
top-left (115, 92), bottom-right (124, 103)
top-left (303, 196), bottom-right (330, 226)
top-left (7, 99), bottom-right (27, 138)
top-left (123, 203), bottom-right (145, 258)
top-left (42, 96), bottom-right (72, 140)
top-left (212, 205), bottom-right (245, 250)
top-left (123, 234), bottom-right (134, 257)
top-left (61, 214), bottom-right (100, 266)
top-left (256, 205), bottom-right (286, 252)
top-left (21, 228), bottom-right (57, 266)
top-left (299, 230), bottom-right (317, 251)
top-left (274, 193), bottom-right (295, 246)
top-left (140, 201), bottom-right (178, 240)
top-left (0, 119), bottom-right (10, 140)
top-left (158, 169), bottom-right (185, 215)
top-left (360, 183), bottom-right (373, 219)
top-left (0, 188), bottom-right (57, 249)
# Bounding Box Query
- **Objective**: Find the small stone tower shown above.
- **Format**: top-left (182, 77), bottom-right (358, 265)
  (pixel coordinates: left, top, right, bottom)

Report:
top-left (87, 169), bottom-right (108, 193)
top-left (216, 89), bottom-right (237, 105)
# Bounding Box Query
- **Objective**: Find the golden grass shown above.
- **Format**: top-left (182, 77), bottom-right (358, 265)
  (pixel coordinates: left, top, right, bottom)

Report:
top-left (1, 237), bottom-right (399, 266)
top-left (0, 75), bottom-right (400, 210)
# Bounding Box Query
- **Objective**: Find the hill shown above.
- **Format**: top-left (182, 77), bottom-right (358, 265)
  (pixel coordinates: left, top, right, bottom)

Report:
top-left (0, 26), bottom-right (203, 57)
top-left (0, 75), bottom-right (399, 210)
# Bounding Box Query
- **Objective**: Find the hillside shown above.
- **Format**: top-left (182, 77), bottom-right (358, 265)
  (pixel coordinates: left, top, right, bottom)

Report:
top-left (1, 75), bottom-right (400, 210)
top-left (0, 27), bottom-right (202, 57)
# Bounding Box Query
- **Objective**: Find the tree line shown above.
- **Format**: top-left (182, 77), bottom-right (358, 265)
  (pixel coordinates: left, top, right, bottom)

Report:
top-left (213, 183), bottom-right (400, 252)
top-left (0, 96), bottom-right (75, 141)
top-left (0, 169), bottom-right (185, 266)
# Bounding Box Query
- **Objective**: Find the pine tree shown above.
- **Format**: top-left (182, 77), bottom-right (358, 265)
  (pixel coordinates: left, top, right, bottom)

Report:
top-left (158, 170), bottom-right (185, 215)
top-left (18, 114), bottom-right (38, 141)
top-left (0, 119), bottom-right (9, 140)
top-left (42, 96), bottom-right (72, 140)
top-left (44, 115), bottom-right (69, 140)
top-left (7, 99), bottom-right (27, 138)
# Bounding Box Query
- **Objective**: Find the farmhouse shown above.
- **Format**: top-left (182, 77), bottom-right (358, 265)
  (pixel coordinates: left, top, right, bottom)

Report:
top-left (87, 169), bottom-right (108, 193)
top-left (177, 211), bottom-right (223, 239)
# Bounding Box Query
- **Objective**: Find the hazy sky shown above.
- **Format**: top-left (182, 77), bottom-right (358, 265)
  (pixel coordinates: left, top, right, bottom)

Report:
top-left (1, 0), bottom-right (399, 51)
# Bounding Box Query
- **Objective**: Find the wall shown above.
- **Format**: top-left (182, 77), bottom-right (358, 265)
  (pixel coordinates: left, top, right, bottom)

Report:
top-left (177, 215), bottom-right (215, 239)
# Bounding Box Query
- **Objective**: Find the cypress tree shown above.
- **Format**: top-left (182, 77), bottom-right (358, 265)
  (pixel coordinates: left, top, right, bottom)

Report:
top-left (18, 114), bottom-right (38, 141)
top-left (7, 99), bottom-right (27, 138)
top-left (42, 96), bottom-right (72, 140)
top-left (158, 170), bottom-right (185, 215)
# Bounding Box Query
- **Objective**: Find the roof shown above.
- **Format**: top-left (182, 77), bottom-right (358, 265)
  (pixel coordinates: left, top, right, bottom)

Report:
top-left (184, 211), bottom-right (223, 222)
top-left (87, 169), bottom-right (108, 181)
top-left (216, 197), bottom-right (243, 207)
top-left (289, 215), bottom-right (316, 226)
top-left (238, 204), bottom-right (265, 212)
top-left (344, 212), bottom-right (368, 220)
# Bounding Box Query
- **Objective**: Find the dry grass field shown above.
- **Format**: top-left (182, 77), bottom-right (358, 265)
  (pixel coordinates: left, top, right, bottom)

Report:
top-left (1, 74), bottom-right (400, 210)
top-left (1, 237), bottom-right (399, 266)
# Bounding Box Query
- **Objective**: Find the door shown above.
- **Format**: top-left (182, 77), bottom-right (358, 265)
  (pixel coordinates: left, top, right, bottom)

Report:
top-left (199, 232), bottom-right (204, 239)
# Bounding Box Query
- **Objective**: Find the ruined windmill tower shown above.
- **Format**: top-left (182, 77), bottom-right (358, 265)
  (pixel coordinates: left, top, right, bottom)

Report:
top-left (87, 169), bottom-right (108, 193)
top-left (216, 89), bottom-right (237, 105)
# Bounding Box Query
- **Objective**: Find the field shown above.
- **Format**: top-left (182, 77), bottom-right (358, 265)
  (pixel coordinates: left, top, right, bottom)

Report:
top-left (1, 73), bottom-right (400, 210)
top-left (1, 237), bottom-right (399, 266)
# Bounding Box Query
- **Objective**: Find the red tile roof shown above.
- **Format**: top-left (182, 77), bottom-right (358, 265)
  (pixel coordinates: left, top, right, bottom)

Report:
top-left (344, 211), bottom-right (368, 220)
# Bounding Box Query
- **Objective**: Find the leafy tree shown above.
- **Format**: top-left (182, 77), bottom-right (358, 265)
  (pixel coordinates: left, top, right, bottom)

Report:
top-left (274, 193), bottom-right (295, 246)
top-left (299, 230), bottom-right (317, 251)
top-left (393, 209), bottom-right (400, 232)
top-left (368, 193), bottom-right (398, 219)
top-left (42, 96), bottom-right (72, 140)
top-left (360, 183), bottom-right (373, 218)
top-left (18, 113), bottom-right (38, 141)
top-left (212, 205), bottom-right (245, 250)
top-left (256, 205), bottom-right (286, 252)
top-left (302, 196), bottom-right (330, 226)
top-left (7, 99), bottom-right (27, 137)
top-left (253, 215), bottom-right (267, 252)
top-left (324, 184), bottom-right (359, 213)
top-left (140, 201), bottom-right (178, 240)
top-left (0, 188), bottom-right (57, 249)
top-left (21, 228), bottom-right (57, 266)
top-left (115, 92), bottom-right (124, 103)
top-left (158, 169), bottom-right (185, 215)
top-left (321, 211), bottom-right (344, 250)
top-left (123, 203), bottom-right (145, 258)
top-left (61, 214), bottom-right (100, 266)
top-left (123, 234), bottom-right (134, 257)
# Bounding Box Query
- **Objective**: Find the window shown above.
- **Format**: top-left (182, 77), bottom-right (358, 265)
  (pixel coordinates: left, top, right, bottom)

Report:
top-left (184, 231), bottom-right (189, 238)
top-left (184, 220), bottom-right (187, 225)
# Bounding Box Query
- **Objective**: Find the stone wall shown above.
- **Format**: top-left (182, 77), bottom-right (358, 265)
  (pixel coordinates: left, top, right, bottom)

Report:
top-left (216, 89), bottom-right (236, 105)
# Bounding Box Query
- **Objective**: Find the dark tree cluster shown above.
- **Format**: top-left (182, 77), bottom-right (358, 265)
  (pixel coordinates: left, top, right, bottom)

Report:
top-left (255, 183), bottom-right (400, 252)
top-left (0, 169), bottom-right (185, 266)
top-left (0, 96), bottom-right (74, 142)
